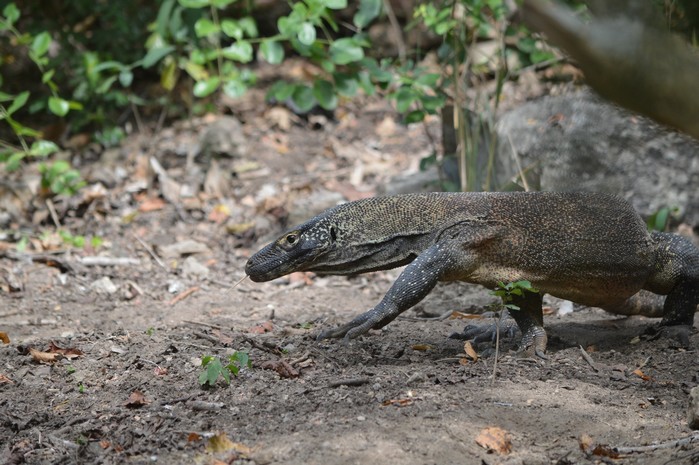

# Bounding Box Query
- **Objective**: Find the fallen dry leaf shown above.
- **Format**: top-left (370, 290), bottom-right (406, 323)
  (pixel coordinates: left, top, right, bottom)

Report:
top-left (579, 433), bottom-right (621, 459)
top-left (475, 426), bottom-right (512, 454)
top-left (48, 341), bottom-right (83, 359)
top-left (123, 390), bottom-right (150, 408)
top-left (208, 204), bottom-right (231, 223)
top-left (0, 374), bottom-right (14, 384)
top-left (464, 341), bottom-right (479, 362)
top-left (449, 311), bottom-right (485, 320)
top-left (382, 398), bottom-right (414, 407)
top-left (205, 432), bottom-right (252, 455)
top-left (211, 329), bottom-right (234, 346)
top-left (248, 320), bottom-right (274, 334)
top-left (137, 196), bottom-right (166, 212)
top-left (411, 344), bottom-right (433, 351)
top-left (153, 366), bottom-right (168, 376)
top-left (188, 432), bottom-right (202, 442)
top-left (632, 369), bottom-right (652, 381)
top-left (260, 360), bottom-right (299, 378)
top-left (29, 347), bottom-right (61, 363)
top-left (0, 331), bottom-right (9, 344)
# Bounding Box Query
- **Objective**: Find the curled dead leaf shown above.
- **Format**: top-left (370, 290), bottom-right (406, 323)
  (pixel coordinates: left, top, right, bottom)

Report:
top-left (48, 341), bottom-right (83, 359)
top-left (260, 360), bottom-right (299, 378)
top-left (463, 341), bottom-right (478, 362)
top-left (475, 426), bottom-right (512, 454)
top-left (124, 390), bottom-right (150, 408)
top-left (248, 320), bottom-right (274, 334)
top-left (188, 432), bottom-right (202, 442)
top-left (579, 433), bottom-right (621, 459)
top-left (29, 347), bottom-right (61, 363)
top-left (632, 369), bottom-right (651, 381)
top-left (0, 332), bottom-right (9, 344)
top-left (0, 374), bottom-right (14, 384)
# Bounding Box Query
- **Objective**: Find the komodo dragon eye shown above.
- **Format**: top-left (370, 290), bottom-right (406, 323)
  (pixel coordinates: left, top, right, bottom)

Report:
top-left (284, 233), bottom-right (298, 245)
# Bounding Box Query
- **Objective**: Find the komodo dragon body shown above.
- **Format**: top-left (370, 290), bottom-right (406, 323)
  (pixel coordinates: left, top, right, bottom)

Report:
top-left (245, 192), bottom-right (699, 356)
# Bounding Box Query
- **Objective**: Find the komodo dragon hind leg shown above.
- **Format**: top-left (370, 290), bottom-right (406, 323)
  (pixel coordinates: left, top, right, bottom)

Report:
top-left (509, 292), bottom-right (547, 358)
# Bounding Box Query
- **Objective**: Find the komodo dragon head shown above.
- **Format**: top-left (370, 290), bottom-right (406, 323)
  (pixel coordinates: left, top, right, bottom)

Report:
top-left (245, 198), bottom-right (426, 282)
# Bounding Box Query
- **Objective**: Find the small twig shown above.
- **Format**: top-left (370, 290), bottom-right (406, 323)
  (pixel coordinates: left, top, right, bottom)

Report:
top-left (192, 330), bottom-right (219, 344)
top-left (168, 286), bottom-right (200, 305)
top-left (304, 377), bottom-right (371, 393)
top-left (614, 432), bottom-right (699, 454)
top-left (636, 356), bottom-right (651, 371)
top-left (78, 256), bottom-right (141, 266)
top-left (579, 345), bottom-right (599, 372)
top-left (382, 0), bottom-right (406, 61)
top-left (132, 233), bottom-right (166, 270)
top-left (45, 198), bottom-right (61, 228)
top-left (507, 133), bottom-right (530, 192)
top-left (490, 311), bottom-right (502, 386)
top-left (183, 319), bottom-right (226, 330)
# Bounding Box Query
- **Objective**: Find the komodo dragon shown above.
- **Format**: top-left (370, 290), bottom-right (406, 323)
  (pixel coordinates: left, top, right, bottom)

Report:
top-left (245, 192), bottom-right (699, 356)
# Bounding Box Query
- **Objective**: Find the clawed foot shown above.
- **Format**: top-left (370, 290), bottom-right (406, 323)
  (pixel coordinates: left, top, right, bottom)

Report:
top-left (316, 312), bottom-right (377, 342)
top-left (450, 312), bottom-right (548, 359)
top-left (643, 324), bottom-right (693, 348)
top-left (449, 312), bottom-right (520, 343)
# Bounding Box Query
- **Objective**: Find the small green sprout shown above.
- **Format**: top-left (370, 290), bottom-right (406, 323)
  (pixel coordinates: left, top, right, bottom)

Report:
top-left (198, 351), bottom-right (251, 387)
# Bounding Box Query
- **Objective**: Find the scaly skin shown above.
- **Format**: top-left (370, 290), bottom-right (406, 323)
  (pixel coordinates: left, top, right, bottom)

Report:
top-left (245, 192), bottom-right (699, 355)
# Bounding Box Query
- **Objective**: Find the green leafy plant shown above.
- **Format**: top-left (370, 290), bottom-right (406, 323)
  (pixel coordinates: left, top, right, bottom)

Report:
top-left (199, 351), bottom-right (251, 387)
top-left (0, 3), bottom-right (86, 195)
top-left (491, 280), bottom-right (539, 311)
top-left (646, 206), bottom-right (680, 232)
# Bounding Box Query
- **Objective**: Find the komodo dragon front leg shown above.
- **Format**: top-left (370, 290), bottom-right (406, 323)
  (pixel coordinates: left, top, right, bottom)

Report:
top-left (317, 243), bottom-right (454, 341)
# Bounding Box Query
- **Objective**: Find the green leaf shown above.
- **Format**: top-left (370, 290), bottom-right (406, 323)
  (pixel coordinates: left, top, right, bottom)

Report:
top-left (239, 17), bottom-right (258, 38)
top-left (329, 38), bottom-right (364, 65)
top-left (297, 22), bottom-right (316, 46)
top-left (184, 60), bottom-right (208, 81)
top-left (143, 45), bottom-right (176, 68)
top-left (394, 87), bottom-right (417, 113)
top-left (5, 152), bottom-right (25, 171)
top-left (420, 94), bottom-right (445, 113)
top-left (31, 32), bottom-right (51, 58)
top-left (291, 84), bottom-right (316, 113)
top-left (178, 0), bottom-right (210, 8)
top-left (415, 73), bottom-right (440, 87)
top-left (119, 70), bottom-right (134, 87)
top-left (312, 79), bottom-right (337, 110)
top-left (193, 76), bottom-right (221, 97)
top-left (0, 91), bottom-right (12, 102)
top-left (353, 0), bottom-right (382, 28)
top-left (3, 4), bottom-right (20, 25)
top-left (29, 140), bottom-right (59, 157)
top-left (267, 81), bottom-right (295, 102)
top-left (223, 79), bottom-right (246, 98)
top-left (260, 40), bottom-right (284, 64)
top-left (221, 19), bottom-right (242, 39)
top-left (195, 18), bottom-right (218, 37)
top-left (404, 109), bottom-right (425, 124)
top-left (48, 96), bottom-right (70, 116)
top-left (221, 41), bottom-right (253, 62)
top-left (334, 73), bottom-right (358, 97)
top-left (324, 0), bottom-right (347, 9)
top-left (41, 69), bottom-right (55, 84)
top-left (160, 60), bottom-right (178, 91)
top-left (7, 90), bottom-right (29, 115)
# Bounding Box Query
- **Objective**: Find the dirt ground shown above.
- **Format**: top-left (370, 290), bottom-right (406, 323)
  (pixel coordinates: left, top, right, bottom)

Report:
top-left (2, 87), bottom-right (699, 465)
